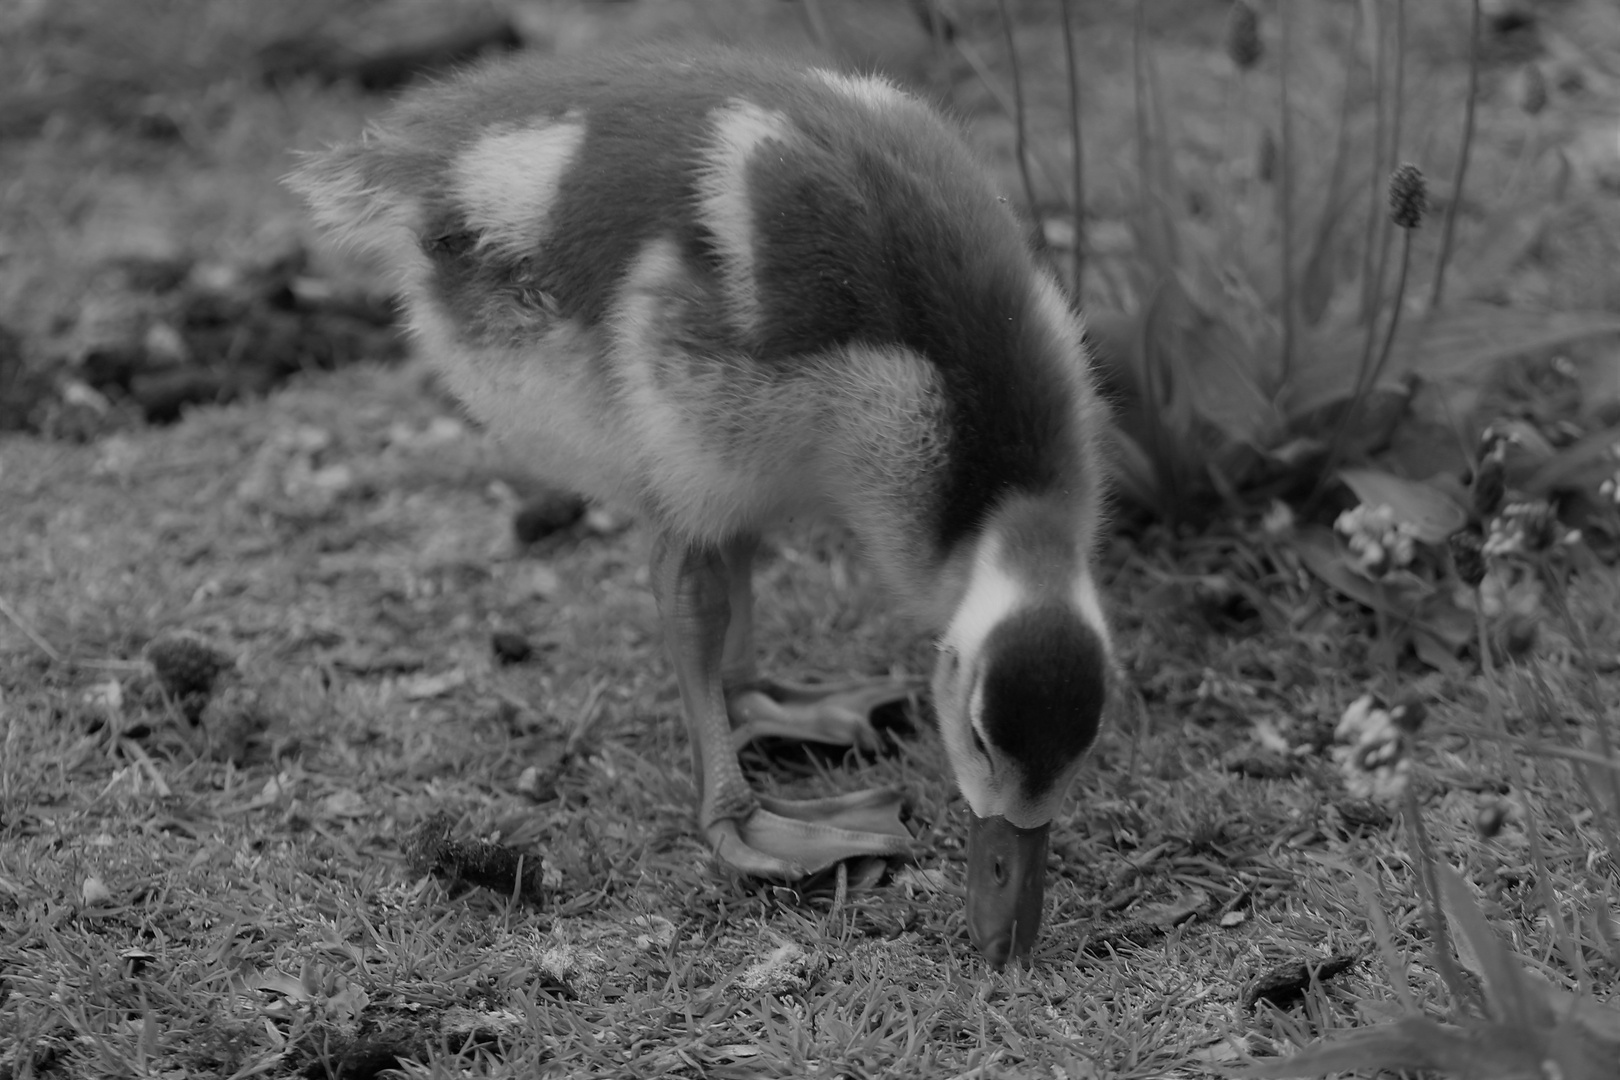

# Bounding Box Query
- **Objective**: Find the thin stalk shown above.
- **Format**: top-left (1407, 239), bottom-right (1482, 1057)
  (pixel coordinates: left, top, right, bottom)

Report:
top-left (953, 39), bottom-right (1066, 195)
top-left (1278, 1), bottom-right (1296, 382)
top-left (1059, 0), bottom-right (1086, 295)
top-left (0, 592), bottom-right (62, 662)
top-left (1474, 600), bottom-right (1587, 992)
top-left (997, 0), bottom-right (1044, 246)
top-left (1403, 784), bottom-right (1473, 1010)
top-left (801, 0), bottom-right (834, 53)
top-left (1430, 0), bottom-right (1482, 308)
top-left (1352, 869), bottom-right (1416, 1012)
top-left (1388, 0), bottom-right (1407, 213)
top-left (1313, 226), bottom-right (1415, 502)
top-left (1139, 289), bottom-right (1177, 523)
top-left (1368, 1), bottom-right (1407, 324)
top-left (922, 0), bottom-right (950, 74)
top-left (1357, 0), bottom-right (1388, 322)
top-left (1132, 0), bottom-right (1181, 269)
top-left (1298, 0), bottom-right (1366, 332)
top-left (1537, 555), bottom-right (1620, 859)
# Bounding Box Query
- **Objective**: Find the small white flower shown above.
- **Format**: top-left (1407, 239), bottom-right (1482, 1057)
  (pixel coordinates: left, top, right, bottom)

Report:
top-left (1335, 503), bottom-right (1417, 576)
top-left (1261, 500), bottom-right (1295, 537)
top-left (1483, 501), bottom-right (1570, 558)
top-left (1333, 694), bottom-right (1410, 803)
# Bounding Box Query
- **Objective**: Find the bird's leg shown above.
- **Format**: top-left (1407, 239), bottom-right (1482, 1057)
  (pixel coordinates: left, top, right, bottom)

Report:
top-left (651, 532), bottom-right (915, 880)
top-left (720, 537), bottom-right (925, 753)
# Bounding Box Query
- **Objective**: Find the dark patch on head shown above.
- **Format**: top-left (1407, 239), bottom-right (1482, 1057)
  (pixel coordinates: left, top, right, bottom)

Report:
top-left (421, 221), bottom-right (557, 341)
top-left (740, 86), bottom-right (1089, 549)
top-left (979, 605), bottom-right (1107, 796)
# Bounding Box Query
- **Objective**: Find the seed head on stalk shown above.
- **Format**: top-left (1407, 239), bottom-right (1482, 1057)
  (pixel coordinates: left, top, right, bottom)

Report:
top-left (1226, 1), bottom-right (1262, 71)
top-left (1388, 162), bottom-right (1427, 230)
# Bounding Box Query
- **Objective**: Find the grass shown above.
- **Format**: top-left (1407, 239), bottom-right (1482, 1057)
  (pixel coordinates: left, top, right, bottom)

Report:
top-left (3, 1), bottom-right (1620, 1077)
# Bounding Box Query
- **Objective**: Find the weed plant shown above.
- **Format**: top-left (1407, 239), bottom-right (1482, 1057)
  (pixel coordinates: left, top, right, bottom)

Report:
top-left (949, 0), bottom-right (1620, 1075)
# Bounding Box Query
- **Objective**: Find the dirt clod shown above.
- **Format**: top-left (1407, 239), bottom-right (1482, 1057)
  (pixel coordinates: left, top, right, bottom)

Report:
top-left (405, 812), bottom-right (549, 904)
top-left (145, 631), bottom-right (237, 722)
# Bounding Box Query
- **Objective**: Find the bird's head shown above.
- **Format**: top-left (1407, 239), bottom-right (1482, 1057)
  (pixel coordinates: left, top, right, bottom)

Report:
top-left (933, 529), bottom-right (1110, 968)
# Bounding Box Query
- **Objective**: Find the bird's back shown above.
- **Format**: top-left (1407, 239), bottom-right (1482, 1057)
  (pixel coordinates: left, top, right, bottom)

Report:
top-left (292, 47), bottom-right (1105, 604)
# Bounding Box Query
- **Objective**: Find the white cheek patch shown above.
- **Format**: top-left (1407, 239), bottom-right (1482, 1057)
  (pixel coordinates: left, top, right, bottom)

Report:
top-left (944, 676), bottom-right (997, 816)
top-left (942, 540), bottom-right (1026, 662)
top-left (695, 100), bottom-right (793, 341)
top-left (1071, 573), bottom-right (1109, 642)
top-left (810, 68), bottom-right (914, 113)
top-left (452, 118), bottom-right (587, 258)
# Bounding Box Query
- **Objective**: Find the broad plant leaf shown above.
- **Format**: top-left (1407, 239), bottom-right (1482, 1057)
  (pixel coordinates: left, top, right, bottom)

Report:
top-left (1287, 304), bottom-right (1620, 421)
top-left (1164, 273), bottom-right (1284, 449)
top-left (1293, 526), bottom-right (1471, 671)
top-left (1243, 1017), bottom-right (1544, 1079)
top-left (1441, 866), bottom-right (1620, 1052)
top-left (1338, 468), bottom-right (1467, 544)
top-left (1525, 420), bottom-right (1620, 496)
top-left (1294, 527), bottom-right (1422, 614)
top-left (1395, 304), bottom-right (1620, 383)
top-left (1437, 866), bottom-right (1552, 1031)
top-left (1446, 199), bottom-right (1559, 301)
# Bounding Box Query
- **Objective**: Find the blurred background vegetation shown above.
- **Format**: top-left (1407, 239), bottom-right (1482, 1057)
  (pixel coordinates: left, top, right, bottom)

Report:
top-left (4, 2), bottom-right (1620, 1076)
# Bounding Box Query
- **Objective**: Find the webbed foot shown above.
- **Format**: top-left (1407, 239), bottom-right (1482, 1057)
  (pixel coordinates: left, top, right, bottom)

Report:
top-left (706, 787), bottom-right (916, 878)
top-left (729, 675), bottom-right (926, 753)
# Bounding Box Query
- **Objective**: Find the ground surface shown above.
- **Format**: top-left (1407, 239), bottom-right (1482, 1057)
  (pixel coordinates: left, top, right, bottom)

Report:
top-left (4, 2), bottom-right (1620, 1078)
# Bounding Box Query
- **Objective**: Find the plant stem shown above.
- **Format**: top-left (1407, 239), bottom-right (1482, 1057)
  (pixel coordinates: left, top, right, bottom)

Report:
top-left (1312, 226), bottom-right (1414, 504)
top-left (1430, 0), bottom-right (1482, 309)
top-left (1368, 0), bottom-right (1406, 322)
top-left (1474, 596), bottom-right (1587, 993)
top-left (801, 0), bottom-right (834, 53)
top-left (1402, 783), bottom-right (1472, 1010)
top-left (1059, 0), bottom-right (1085, 296)
top-left (1537, 555), bottom-right (1620, 861)
top-left (1278, 1), bottom-right (1295, 383)
top-left (997, 0), bottom-right (1044, 248)
top-left (1358, 0), bottom-right (1388, 323)
top-left (921, 0), bottom-right (950, 74)
top-left (953, 40), bottom-right (1066, 196)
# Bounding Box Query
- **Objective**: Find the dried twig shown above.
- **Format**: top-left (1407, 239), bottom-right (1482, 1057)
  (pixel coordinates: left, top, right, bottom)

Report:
top-left (0, 593), bottom-right (61, 663)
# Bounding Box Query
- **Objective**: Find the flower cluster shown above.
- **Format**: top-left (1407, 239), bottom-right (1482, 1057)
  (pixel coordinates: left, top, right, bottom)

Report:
top-left (1599, 442), bottom-right (1620, 507)
top-left (1335, 503), bottom-right (1417, 577)
top-left (1481, 500), bottom-right (1578, 558)
top-left (1333, 694), bottom-right (1424, 803)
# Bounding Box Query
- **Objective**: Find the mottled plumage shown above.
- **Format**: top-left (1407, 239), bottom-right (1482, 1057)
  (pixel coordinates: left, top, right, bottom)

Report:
top-left (291, 46), bottom-right (1113, 967)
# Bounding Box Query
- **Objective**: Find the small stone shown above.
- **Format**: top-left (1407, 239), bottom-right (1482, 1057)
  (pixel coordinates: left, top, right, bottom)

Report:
top-left (82, 876), bottom-right (113, 906)
top-left (492, 631), bottom-right (534, 665)
top-left (146, 632), bottom-right (236, 704)
top-left (1476, 801), bottom-right (1508, 839)
top-left (513, 491), bottom-right (586, 544)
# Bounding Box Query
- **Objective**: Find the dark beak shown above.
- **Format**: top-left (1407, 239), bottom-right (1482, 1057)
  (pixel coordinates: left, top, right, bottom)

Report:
top-left (965, 813), bottom-right (1050, 968)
